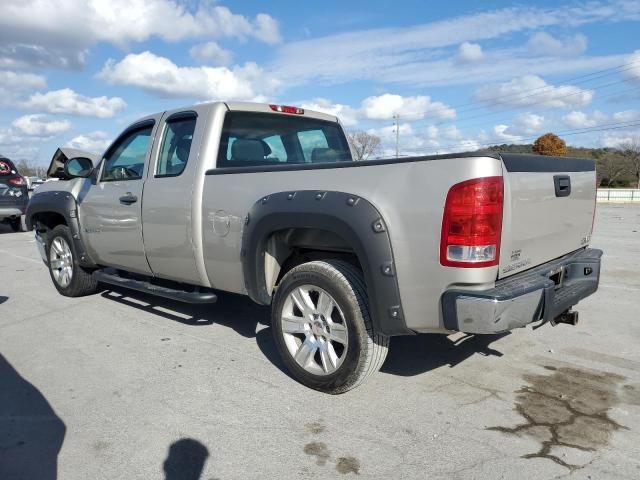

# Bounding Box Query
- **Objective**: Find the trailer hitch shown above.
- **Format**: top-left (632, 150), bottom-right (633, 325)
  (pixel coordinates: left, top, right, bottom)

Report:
top-left (551, 309), bottom-right (579, 327)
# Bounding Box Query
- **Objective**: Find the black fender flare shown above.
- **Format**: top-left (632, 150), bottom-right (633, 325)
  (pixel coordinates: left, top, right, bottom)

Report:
top-left (26, 190), bottom-right (98, 268)
top-left (241, 190), bottom-right (413, 337)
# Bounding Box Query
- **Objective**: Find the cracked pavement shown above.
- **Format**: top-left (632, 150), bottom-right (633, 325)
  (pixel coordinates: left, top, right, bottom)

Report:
top-left (1, 204), bottom-right (639, 479)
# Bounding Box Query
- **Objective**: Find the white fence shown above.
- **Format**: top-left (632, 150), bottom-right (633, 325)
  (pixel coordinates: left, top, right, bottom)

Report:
top-left (597, 189), bottom-right (640, 203)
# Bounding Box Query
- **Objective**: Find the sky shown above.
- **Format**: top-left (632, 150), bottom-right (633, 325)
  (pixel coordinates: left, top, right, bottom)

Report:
top-left (1, 0), bottom-right (639, 166)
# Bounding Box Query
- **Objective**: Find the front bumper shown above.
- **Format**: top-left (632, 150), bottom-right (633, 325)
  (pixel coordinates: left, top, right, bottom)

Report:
top-left (441, 248), bottom-right (602, 334)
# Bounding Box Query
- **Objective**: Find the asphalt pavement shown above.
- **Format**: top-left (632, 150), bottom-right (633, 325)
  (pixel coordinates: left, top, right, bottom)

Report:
top-left (1, 204), bottom-right (639, 479)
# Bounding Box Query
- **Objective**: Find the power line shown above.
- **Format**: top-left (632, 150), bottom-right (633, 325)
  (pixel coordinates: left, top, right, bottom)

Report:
top-left (447, 59), bottom-right (640, 115)
top-left (411, 85), bottom-right (640, 134)
top-left (412, 79), bottom-right (637, 130)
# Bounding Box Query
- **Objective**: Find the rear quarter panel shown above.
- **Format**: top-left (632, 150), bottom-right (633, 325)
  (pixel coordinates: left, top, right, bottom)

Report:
top-left (201, 156), bottom-right (503, 332)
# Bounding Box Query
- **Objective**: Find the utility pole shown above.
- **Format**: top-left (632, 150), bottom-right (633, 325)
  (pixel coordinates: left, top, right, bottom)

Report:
top-left (393, 114), bottom-right (400, 158)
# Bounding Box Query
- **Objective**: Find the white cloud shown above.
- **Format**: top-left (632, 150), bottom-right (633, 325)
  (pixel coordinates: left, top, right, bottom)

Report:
top-left (506, 112), bottom-right (545, 135)
top-left (474, 75), bottom-right (593, 109)
top-left (98, 51), bottom-right (279, 101)
top-left (0, 70), bottom-right (48, 101)
top-left (299, 98), bottom-right (359, 127)
top-left (623, 50), bottom-right (640, 82)
top-left (457, 42), bottom-right (484, 62)
top-left (12, 114), bottom-right (71, 137)
top-left (23, 89), bottom-right (126, 118)
top-left (271, 2), bottom-right (639, 87)
top-left (189, 42), bottom-right (233, 65)
top-left (493, 124), bottom-right (522, 143)
top-left (612, 110), bottom-right (640, 122)
top-left (0, 1), bottom-right (280, 69)
top-left (0, 70), bottom-right (47, 92)
top-left (562, 110), bottom-right (608, 128)
top-left (65, 131), bottom-right (111, 154)
top-left (527, 32), bottom-right (588, 57)
top-left (424, 125), bottom-right (464, 141)
top-left (600, 130), bottom-right (640, 148)
top-left (361, 94), bottom-right (455, 121)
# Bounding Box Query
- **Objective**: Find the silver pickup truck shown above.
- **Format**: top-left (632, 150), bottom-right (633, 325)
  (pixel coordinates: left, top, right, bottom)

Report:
top-left (27, 102), bottom-right (602, 393)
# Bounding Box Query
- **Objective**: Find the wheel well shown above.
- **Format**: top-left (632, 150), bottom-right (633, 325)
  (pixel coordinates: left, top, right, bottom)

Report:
top-left (265, 228), bottom-right (362, 295)
top-left (32, 212), bottom-right (67, 232)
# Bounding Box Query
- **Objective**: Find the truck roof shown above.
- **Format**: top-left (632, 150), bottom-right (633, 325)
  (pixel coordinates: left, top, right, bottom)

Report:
top-left (146, 101), bottom-right (340, 123)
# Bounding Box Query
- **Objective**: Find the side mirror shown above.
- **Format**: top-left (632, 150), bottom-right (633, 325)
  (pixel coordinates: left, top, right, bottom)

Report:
top-left (64, 157), bottom-right (94, 178)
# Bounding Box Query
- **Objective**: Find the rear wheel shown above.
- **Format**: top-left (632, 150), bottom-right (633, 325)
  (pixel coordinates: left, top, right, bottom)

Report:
top-left (47, 225), bottom-right (98, 297)
top-left (271, 260), bottom-right (389, 394)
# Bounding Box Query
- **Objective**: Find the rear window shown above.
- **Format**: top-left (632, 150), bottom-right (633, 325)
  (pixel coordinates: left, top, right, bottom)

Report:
top-left (0, 158), bottom-right (17, 176)
top-left (217, 112), bottom-right (352, 168)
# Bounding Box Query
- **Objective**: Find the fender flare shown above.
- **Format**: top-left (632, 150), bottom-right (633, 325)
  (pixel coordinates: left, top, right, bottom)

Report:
top-left (241, 190), bottom-right (413, 337)
top-left (26, 190), bottom-right (98, 268)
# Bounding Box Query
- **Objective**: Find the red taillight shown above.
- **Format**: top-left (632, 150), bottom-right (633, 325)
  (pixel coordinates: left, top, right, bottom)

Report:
top-left (269, 104), bottom-right (304, 115)
top-left (8, 176), bottom-right (26, 186)
top-left (440, 176), bottom-right (504, 268)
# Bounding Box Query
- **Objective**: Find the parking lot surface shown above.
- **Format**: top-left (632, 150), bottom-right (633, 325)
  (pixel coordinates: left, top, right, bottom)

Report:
top-left (1, 204), bottom-right (639, 480)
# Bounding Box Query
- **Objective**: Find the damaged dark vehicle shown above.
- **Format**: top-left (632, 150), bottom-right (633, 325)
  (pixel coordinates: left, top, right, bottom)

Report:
top-left (0, 156), bottom-right (29, 232)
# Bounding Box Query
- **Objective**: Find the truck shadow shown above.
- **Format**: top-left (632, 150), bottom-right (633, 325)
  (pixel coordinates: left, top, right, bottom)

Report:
top-left (381, 332), bottom-right (509, 377)
top-left (0, 353), bottom-right (66, 480)
top-left (100, 288), bottom-right (509, 379)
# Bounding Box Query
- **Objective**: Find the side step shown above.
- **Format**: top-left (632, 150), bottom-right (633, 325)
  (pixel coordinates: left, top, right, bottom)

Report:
top-left (93, 270), bottom-right (218, 304)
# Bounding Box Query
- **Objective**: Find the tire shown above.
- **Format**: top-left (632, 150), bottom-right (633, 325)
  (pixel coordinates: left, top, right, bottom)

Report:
top-left (9, 216), bottom-right (26, 232)
top-left (271, 260), bottom-right (389, 394)
top-left (46, 225), bottom-right (98, 297)
top-left (9, 218), bottom-right (21, 232)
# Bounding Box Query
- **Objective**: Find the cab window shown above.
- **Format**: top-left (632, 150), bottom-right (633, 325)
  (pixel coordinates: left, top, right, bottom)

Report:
top-left (156, 114), bottom-right (197, 177)
top-left (217, 112), bottom-right (352, 168)
top-left (101, 124), bottom-right (153, 182)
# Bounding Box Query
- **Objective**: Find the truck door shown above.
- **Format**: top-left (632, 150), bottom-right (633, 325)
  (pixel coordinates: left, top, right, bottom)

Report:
top-left (141, 110), bottom-right (203, 284)
top-left (80, 118), bottom-right (160, 274)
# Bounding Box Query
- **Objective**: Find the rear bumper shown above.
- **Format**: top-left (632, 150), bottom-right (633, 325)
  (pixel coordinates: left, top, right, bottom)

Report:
top-left (0, 206), bottom-right (25, 219)
top-left (441, 248), bottom-right (602, 334)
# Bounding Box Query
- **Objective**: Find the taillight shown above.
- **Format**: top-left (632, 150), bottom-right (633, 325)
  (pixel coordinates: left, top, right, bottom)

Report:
top-left (269, 104), bottom-right (304, 114)
top-left (440, 176), bottom-right (504, 268)
top-left (8, 176), bottom-right (26, 186)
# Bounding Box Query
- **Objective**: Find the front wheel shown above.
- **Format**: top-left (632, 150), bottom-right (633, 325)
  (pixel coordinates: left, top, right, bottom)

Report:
top-left (271, 260), bottom-right (389, 394)
top-left (46, 225), bottom-right (98, 297)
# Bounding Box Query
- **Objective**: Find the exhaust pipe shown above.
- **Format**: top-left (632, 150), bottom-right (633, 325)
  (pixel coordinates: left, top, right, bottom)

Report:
top-left (552, 309), bottom-right (579, 326)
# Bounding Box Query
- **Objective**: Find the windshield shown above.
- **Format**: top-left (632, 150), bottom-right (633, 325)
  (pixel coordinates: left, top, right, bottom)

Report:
top-left (217, 112), bottom-right (352, 168)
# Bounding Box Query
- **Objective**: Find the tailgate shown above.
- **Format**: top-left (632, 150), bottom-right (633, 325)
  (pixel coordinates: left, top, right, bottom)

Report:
top-left (498, 154), bottom-right (596, 279)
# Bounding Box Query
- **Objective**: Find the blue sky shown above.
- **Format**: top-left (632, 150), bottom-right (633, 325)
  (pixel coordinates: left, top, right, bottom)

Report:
top-left (1, 0), bottom-right (639, 165)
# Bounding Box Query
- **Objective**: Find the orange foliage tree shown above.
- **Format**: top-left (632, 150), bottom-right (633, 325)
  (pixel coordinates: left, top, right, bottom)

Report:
top-left (532, 133), bottom-right (567, 156)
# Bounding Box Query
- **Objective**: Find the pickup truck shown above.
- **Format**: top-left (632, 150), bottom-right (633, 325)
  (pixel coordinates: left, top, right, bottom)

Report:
top-left (26, 102), bottom-right (602, 393)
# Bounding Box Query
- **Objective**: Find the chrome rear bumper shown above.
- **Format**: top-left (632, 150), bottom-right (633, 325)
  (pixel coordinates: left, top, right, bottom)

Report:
top-left (441, 248), bottom-right (602, 334)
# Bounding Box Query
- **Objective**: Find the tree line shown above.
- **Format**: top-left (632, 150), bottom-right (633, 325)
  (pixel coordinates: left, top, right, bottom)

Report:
top-left (348, 129), bottom-right (640, 188)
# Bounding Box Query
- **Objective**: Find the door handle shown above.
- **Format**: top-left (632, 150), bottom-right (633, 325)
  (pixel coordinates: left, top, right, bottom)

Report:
top-left (119, 193), bottom-right (138, 205)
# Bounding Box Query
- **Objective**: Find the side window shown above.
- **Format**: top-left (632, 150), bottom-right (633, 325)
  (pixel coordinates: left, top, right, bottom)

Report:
top-left (156, 114), bottom-right (197, 177)
top-left (101, 125), bottom-right (153, 182)
top-left (298, 129), bottom-right (329, 162)
top-left (263, 135), bottom-right (287, 162)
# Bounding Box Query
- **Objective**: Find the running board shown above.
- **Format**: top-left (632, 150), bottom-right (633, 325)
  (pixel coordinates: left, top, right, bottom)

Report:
top-left (93, 271), bottom-right (218, 304)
